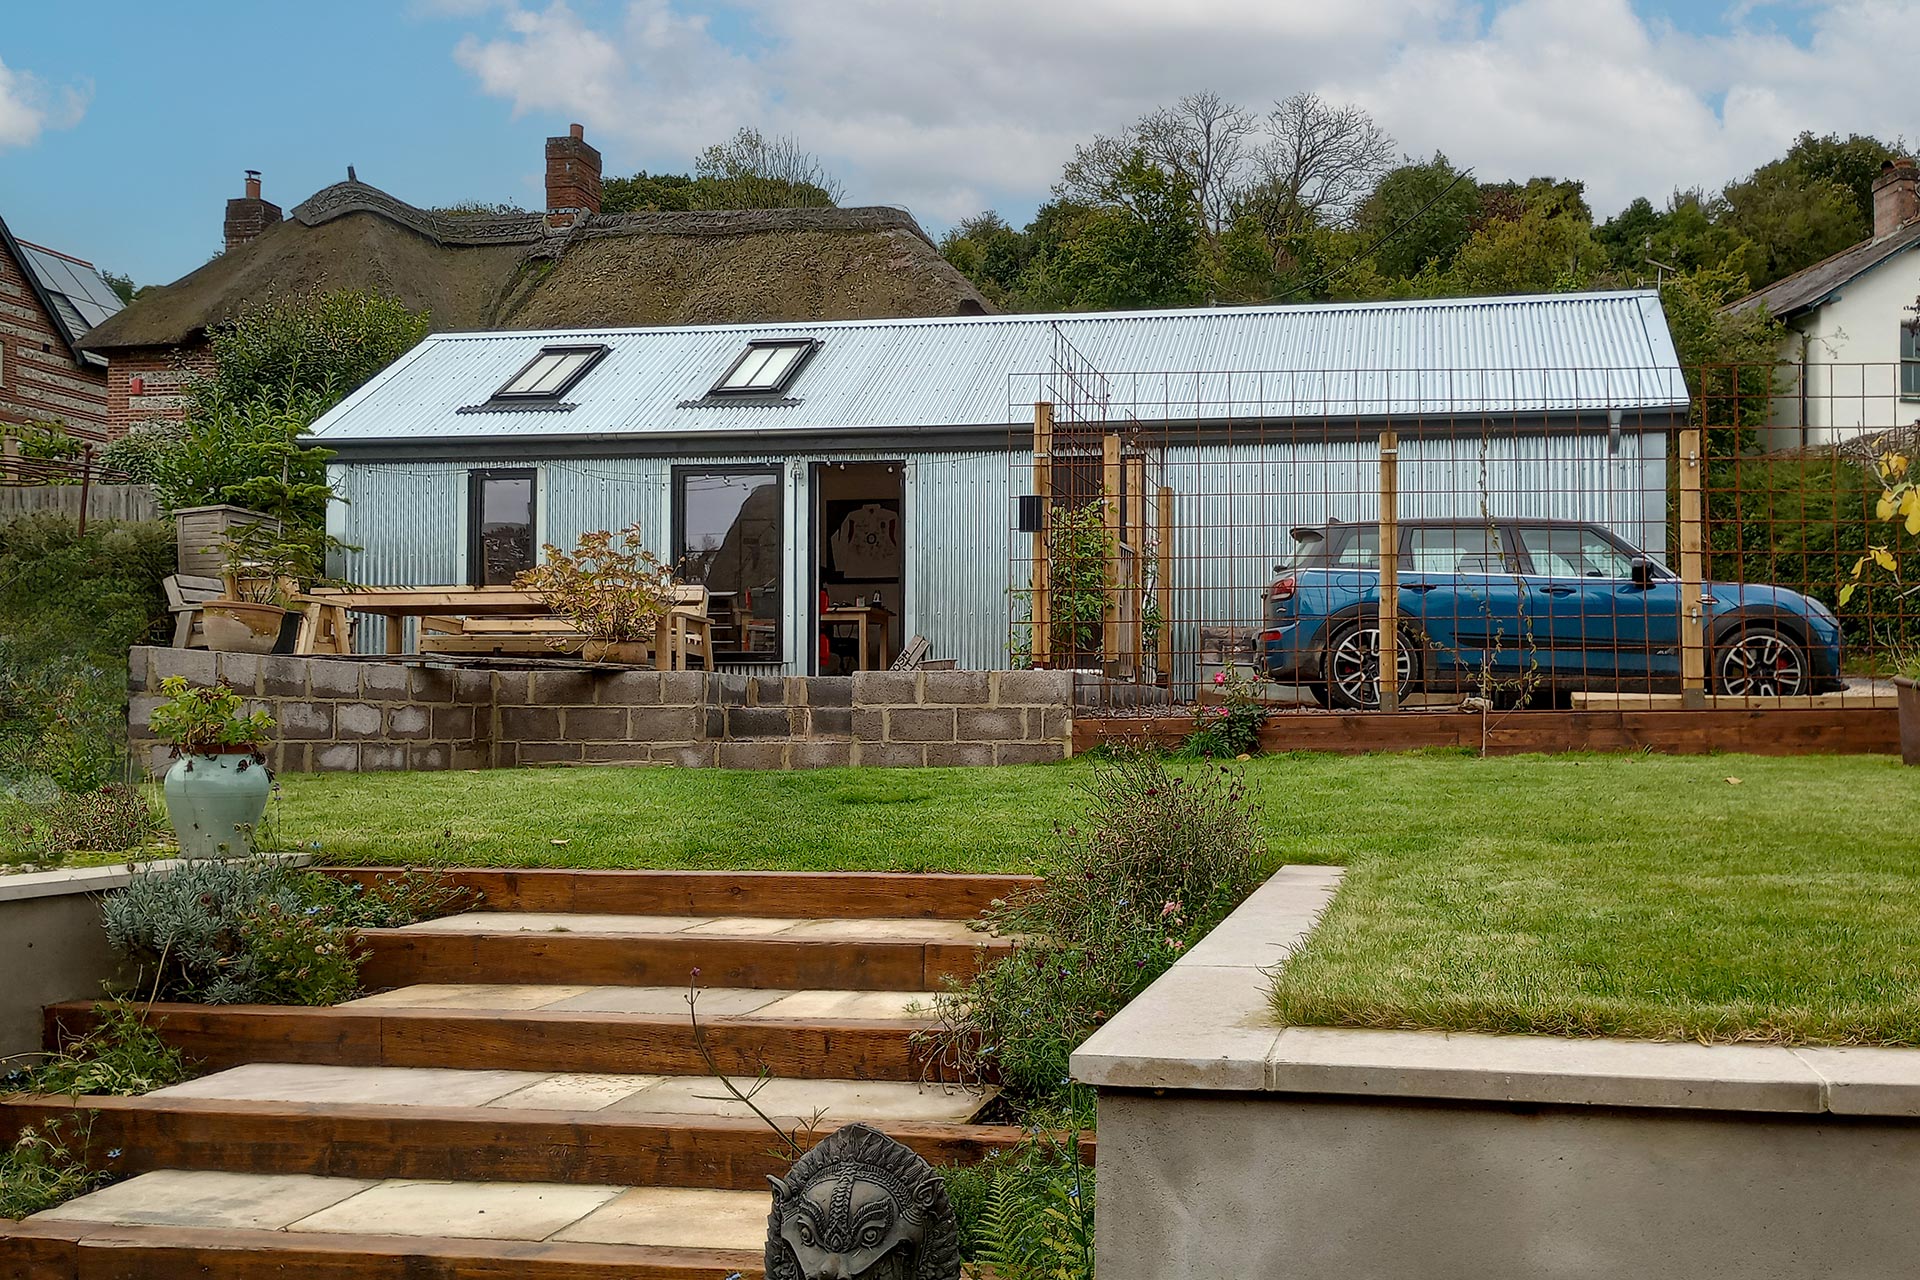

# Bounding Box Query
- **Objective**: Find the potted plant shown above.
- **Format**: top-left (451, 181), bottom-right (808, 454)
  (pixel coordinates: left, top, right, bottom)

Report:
top-left (147, 677), bottom-right (277, 858)
top-left (1839, 445), bottom-right (1920, 764)
top-left (201, 525), bottom-right (325, 654)
top-left (515, 522), bottom-right (678, 663)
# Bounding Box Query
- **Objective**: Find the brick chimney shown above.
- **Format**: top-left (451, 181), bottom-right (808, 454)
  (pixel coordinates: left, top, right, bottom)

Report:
top-left (223, 170), bottom-right (282, 252)
top-left (1872, 159), bottom-right (1919, 239)
top-left (545, 123), bottom-right (602, 229)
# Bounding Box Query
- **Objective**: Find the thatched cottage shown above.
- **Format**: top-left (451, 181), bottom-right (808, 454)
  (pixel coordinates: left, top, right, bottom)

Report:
top-left (77, 125), bottom-right (986, 437)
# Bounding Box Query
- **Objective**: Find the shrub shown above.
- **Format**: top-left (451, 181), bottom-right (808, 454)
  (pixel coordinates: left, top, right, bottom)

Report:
top-left (18, 1001), bottom-right (194, 1096)
top-left (941, 1124), bottom-right (1094, 1279)
top-left (1182, 665), bottom-right (1268, 758)
top-left (146, 677), bottom-right (275, 755)
top-left (0, 1119), bottom-right (103, 1219)
top-left (926, 753), bottom-right (1266, 1106)
top-left (6, 784), bottom-right (161, 863)
top-left (99, 861), bottom-right (472, 1006)
top-left (514, 523), bottom-right (677, 645)
top-left (0, 515), bottom-right (173, 792)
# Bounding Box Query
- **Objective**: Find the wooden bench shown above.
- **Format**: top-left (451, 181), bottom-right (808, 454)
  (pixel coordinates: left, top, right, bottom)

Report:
top-left (163, 574), bottom-right (224, 649)
top-left (419, 615), bottom-right (588, 657)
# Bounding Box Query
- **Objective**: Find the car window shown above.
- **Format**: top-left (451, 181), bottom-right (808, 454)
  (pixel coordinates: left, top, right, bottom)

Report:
top-left (1330, 526), bottom-right (1379, 568)
top-left (1516, 527), bottom-right (1637, 579)
top-left (1406, 525), bottom-right (1508, 574)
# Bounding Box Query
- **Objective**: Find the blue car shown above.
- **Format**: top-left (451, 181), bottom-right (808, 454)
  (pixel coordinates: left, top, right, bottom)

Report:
top-left (1258, 519), bottom-right (1846, 710)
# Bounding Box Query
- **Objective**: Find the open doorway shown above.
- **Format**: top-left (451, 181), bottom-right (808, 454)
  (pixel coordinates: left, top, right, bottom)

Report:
top-left (812, 461), bottom-right (904, 674)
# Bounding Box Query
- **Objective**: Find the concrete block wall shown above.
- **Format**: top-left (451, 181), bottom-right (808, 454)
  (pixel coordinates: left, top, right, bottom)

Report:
top-left (129, 648), bottom-right (1075, 774)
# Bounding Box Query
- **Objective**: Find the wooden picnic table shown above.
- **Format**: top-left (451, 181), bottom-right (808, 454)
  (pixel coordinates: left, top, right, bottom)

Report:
top-left (299, 586), bottom-right (553, 655)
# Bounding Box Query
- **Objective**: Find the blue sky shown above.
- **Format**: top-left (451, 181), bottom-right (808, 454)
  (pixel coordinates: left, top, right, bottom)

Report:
top-left (0, 1), bottom-right (1901, 287)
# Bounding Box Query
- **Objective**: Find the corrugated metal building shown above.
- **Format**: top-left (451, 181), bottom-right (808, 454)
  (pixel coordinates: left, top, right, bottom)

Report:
top-left (310, 291), bottom-right (1690, 676)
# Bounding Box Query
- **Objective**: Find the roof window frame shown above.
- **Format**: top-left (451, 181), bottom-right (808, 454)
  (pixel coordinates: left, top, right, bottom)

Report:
top-left (490, 343), bottom-right (610, 402)
top-left (708, 338), bottom-right (821, 397)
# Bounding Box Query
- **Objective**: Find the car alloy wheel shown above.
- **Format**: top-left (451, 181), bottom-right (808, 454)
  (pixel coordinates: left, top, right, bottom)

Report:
top-left (1328, 623), bottom-right (1416, 710)
top-left (1715, 627), bottom-right (1809, 698)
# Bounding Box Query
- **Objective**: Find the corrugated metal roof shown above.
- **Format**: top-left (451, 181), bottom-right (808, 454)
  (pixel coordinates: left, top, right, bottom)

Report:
top-left (309, 290), bottom-right (1690, 446)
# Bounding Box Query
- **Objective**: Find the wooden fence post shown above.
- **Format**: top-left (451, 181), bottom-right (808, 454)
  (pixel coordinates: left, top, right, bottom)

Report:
top-left (1125, 454), bottom-right (1145, 677)
top-left (76, 445), bottom-right (94, 536)
top-left (1102, 433), bottom-right (1123, 676)
top-left (1378, 429), bottom-right (1400, 712)
top-left (1156, 484), bottom-right (1174, 685)
top-left (1031, 402), bottom-right (1053, 667)
top-left (1677, 427), bottom-right (1707, 708)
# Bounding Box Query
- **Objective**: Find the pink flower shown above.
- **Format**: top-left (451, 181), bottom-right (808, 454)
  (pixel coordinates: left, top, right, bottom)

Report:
top-left (1161, 901), bottom-right (1178, 918)
top-left (1214, 671), bottom-right (1227, 684)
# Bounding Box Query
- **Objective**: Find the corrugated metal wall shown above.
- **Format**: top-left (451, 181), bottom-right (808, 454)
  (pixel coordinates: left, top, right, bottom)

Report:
top-left (329, 449), bottom-right (1016, 673)
top-left (331, 431), bottom-right (1663, 678)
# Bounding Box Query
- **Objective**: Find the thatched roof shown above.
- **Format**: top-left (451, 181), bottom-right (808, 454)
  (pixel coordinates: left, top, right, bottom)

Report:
top-left (80, 181), bottom-right (988, 353)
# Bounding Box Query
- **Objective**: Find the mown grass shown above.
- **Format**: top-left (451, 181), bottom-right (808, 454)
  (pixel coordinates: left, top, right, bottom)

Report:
top-left (272, 750), bottom-right (1920, 1044)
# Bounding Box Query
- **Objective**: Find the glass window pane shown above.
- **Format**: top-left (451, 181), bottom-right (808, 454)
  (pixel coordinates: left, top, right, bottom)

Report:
top-left (723, 348), bottom-right (775, 389)
top-left (1332, 526), bottom-right (1379, 568)
top-left (502, 353), bottom-right (564, 395)
top-left (676, 470), bottom-right (783, 659)
top-left (1407, 526), bottom-right (1503, 573)
top-left (752, 344), bottom-right (803, 388)
top-left (1518, 527), bottom-right (1634, 578)
top-left (476, 475), bottom-right (535, 586)
top-left (527, 352), bottom-right (587, 395)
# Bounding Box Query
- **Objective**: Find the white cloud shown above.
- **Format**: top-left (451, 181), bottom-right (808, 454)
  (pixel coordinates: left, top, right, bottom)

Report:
top-left (439, 0), bottom-right (1920, 228)
top-left (0, 57), bottom-right (88, 150)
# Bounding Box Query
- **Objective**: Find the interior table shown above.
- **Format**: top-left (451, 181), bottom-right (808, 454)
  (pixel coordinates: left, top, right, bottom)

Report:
top-left (821, 605), bottom-right (892, 671)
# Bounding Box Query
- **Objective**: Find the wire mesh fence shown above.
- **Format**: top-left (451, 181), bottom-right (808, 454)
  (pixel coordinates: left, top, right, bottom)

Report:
top-left (1009, 359), bottom-right (1917, 717)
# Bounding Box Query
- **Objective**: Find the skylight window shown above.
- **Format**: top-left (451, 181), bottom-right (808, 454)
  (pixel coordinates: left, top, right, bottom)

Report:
top-left (711, 339), bottom-right (819, 396)
top-left (493, 344), bottom-right (609, 400)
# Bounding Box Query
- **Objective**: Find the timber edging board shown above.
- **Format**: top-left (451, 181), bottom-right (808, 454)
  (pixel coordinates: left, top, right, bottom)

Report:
top-left (0, 1095), bottom-right (1051, 1190)
top-left (1076, 707), bottom-right (1900, 756)
top-left (316, 868), bottom-right (1039, 919)
top-left (0, 1219), bottom-right (765, 1280)
top-left (44, 1002), bottom-right (944, 1080)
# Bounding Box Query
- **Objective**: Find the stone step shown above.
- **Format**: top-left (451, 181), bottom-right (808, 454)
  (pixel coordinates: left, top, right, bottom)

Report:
top-left (46, 1000), bottom-right (947, 1079)
top-left (358, 913), bottom-right (1009, 991)
top-left (18, 1170), bottom-right (765, 1278)
top-left (343, 982), bottom-right (935, 1020)
top-left (321, 867), bottom-right (1038, 920)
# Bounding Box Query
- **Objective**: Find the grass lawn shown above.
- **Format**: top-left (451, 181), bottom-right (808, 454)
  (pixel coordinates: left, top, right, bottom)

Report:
top-left (272, 751), bottom-right (1920, 1045)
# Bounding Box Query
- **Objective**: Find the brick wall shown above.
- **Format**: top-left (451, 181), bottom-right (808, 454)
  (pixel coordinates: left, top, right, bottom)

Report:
top-left (0, 239), bottom-right (110, 440)
top-left (105, 344), bottom-right (214, 436)
top-left (129, 648), bottom-right (1075, 775)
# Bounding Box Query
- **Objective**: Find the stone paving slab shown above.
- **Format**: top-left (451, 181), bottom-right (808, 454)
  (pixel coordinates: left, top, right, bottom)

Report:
top-left (394, 911), bottom-right (984, 943)
top-left (553, 1186), bottom-right (766, 1249)
top-left (151, 1064), bottom-right (548, 1109)
top-left (140, 1062), bottom-right (991, 1122)
top-left (288, 1178), bottom-right (623, 1241)
top-left (342, 983), bottom-right (936, 1021)
top-left (36, 1170), bottom-right (374, 1231)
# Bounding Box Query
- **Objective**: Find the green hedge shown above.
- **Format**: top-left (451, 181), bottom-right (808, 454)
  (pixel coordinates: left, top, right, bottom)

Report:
top-left (0, 515), bottom-right (173, 792)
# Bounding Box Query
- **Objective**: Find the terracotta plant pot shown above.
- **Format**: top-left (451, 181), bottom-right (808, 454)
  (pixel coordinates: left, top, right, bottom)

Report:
top-left (163, 750), bottom-right (272, 858)
top-left (202, 600), bottom-right (288, 654)
top-left (1897, 676), bottom-right (1918, 766)
top-left (581, 639), bottom-right (651, 665)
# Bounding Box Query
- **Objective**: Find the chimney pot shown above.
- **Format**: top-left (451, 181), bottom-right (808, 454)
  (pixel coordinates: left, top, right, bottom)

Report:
top-left (1872, 159), bottom-right (1919, 239)
top-left (224, 168), bottom-right (282, 253)
top-left (244, 170), bottom-right (262, 200)
top-left (570, 122), bottom-right (584, 140)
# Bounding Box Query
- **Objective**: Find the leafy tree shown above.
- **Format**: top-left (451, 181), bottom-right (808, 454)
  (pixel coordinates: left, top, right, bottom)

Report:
top-left (1026, 154), bottom-right (1203, 311)
top-left (1780, 131), bottom-right (1900, 230)
top-left (200, 289), bottom-right (429, 416)
top-left (1659, 265), bottom-right (1786, 453)
top-left (100, 270), bottom-right (139, 305)
top-left (1719, 165), bottom-right (1861, 288)
top-left (1447, 186), bottom-right (1605, 295)
top-left (1352, 152), bottom-right (1480, 279)
top-left (692, 127), bottom-right (843, 209)
top-left (938, 213), bottom-right (1034, 308)
top-left (601, 171), bottom-right (698, 214)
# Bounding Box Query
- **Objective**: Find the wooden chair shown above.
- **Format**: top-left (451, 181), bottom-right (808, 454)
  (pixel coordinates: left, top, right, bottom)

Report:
top-left (163, 574), bottom-right (225, 648)
top-left (662, 584), bottom-right (714, 671)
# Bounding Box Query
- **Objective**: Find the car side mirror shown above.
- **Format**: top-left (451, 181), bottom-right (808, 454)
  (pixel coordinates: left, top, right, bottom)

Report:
top-left (1629, 558), bottom-right (1655, 588)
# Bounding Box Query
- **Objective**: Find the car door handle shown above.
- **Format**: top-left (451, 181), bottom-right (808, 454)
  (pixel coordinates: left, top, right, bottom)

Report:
top-left (1406, 584), bottom-right (1437, 594)
top-left (1540, 586), bottom-right (1577, 597)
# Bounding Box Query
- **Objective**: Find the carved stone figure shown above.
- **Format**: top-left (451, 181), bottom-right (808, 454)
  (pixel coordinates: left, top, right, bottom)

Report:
top-left (765, 1121), bottom-right (961, 1280)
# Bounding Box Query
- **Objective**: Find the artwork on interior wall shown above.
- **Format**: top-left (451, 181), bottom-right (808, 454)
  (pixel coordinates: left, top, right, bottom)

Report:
top-left (822, 498), bottom-right (901, 583)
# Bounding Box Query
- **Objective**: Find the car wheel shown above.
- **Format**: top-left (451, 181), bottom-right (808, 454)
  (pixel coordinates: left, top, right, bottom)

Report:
top-left (1713, 625), bottom-right (1810, 698)
top-left (1325, 620), bottom-right (1419, 710)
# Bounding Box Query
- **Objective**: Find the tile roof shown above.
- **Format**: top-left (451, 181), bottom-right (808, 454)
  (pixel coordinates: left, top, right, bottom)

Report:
top-left (1727, 221), bottom-right (1920, 319)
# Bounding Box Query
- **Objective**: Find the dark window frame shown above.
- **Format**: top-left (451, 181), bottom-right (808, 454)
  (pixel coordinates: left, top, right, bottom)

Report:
top-left (1902, 323), bottom-right (1920, 401)
top-left (707, 339), bottom-right (821, 397)
top-left (467, 468), bottom-right (538, 588)
top-left (671, 463), bottom-right (786, 662)
top-left (490, 343), bottom-right (610, 402)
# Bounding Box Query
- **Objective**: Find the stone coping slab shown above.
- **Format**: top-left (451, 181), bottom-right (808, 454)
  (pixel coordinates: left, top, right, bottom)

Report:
top-left (0, 853), bottom-right (313, 904)
top-left (1069, 864), bottom-right (1920, 1118)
